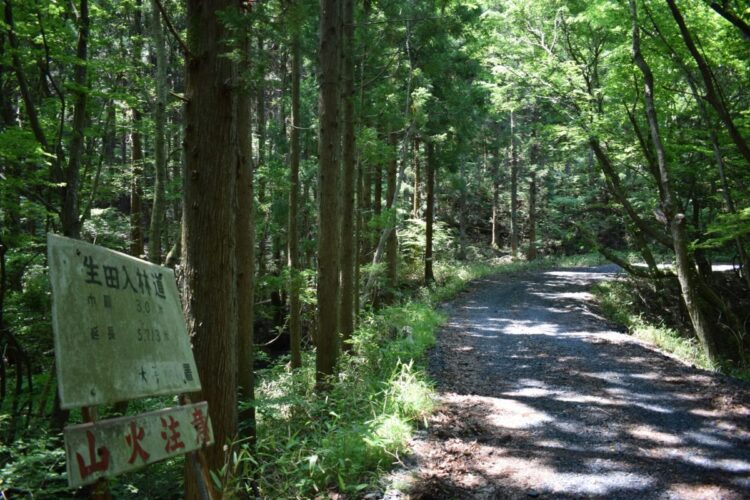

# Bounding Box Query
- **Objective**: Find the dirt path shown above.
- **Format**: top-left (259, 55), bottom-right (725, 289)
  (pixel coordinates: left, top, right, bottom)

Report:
top-left (396, 267), bottom-right (750, 499)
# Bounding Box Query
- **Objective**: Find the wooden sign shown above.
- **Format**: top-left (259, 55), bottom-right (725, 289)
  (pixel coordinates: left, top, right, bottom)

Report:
top-left (64, 402), bottom-right (214, 488)
top-left (47, 234), bottom-right (201, 408)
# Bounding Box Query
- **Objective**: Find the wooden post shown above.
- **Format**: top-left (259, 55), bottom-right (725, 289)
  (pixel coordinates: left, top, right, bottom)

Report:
top-left (180, 395), bottom-right (216, 500)
top-left (82, 406), bottom-right (111, 500)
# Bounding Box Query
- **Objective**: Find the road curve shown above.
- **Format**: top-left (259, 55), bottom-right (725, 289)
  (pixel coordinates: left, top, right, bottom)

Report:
top-left (401, 266), bottom-right (750, 500)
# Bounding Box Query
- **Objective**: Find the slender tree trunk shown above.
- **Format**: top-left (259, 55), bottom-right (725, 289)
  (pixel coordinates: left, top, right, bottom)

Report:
top-left (412, 139), bottom-right (421, 218)
top-left (287, 0), bottom-right (302, 369)
top-left (256, 34), bottom-right (267, 279)
top-left (129, 1), bottom-right (145, 257)
top-left (424, 141), bottom-right (435, 284)
top-left (457, 158), bottom-right (467, 261)
top-left (491, 146), bottom-right (500, 250)
top-left (509, 111), bottom-right (519, 259)
top-left (527, 171), bottom-right (537, 260)
top-left (316, 0), bottom-right (341, 388)
top-left (184, 0), bottom-right (240, 493)
top-left (339, 0), bottom-right (355, 348)
top-left (149, 0), bottom-right (167, 263)
top-left (631, 0), bottom-right (724, 364)
top-left (237, 25), bottom-right (255, 438)
top-left (385, 133), bottom-right (398, 299)
top-left (130, 110), bottom-right (145, 257)
top-left (61, 0), bottom-right (89, 239)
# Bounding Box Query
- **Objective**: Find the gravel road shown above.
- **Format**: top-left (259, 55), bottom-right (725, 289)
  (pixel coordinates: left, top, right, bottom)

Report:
top-left (400, 266), bottom-right (750, 499)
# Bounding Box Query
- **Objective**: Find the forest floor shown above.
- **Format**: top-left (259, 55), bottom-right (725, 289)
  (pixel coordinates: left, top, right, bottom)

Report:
top-left (386, 266), bottom-right (750, 499)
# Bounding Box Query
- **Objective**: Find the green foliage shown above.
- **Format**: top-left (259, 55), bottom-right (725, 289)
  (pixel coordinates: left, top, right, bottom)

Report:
top-left (592, 279), bottom-right (715, 371)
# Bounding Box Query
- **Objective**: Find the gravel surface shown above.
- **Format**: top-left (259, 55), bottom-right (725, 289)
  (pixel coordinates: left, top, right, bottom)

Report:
top-left (396, 266), bottom-right (750, 499)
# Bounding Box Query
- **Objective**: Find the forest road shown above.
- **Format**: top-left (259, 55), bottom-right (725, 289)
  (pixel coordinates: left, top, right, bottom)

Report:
top-left (399, 266), bottom-right (750, 500)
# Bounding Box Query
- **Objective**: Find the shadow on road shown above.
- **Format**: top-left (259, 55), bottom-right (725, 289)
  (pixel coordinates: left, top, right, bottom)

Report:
top-left (406, 267), bottom-right (750, 500)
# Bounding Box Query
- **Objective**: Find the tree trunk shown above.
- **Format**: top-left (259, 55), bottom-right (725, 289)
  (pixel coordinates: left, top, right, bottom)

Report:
top-left (61, 0), bottom-right (89, 239)
top-left (130, 110), bottom-right (145, 257)
top-left (316, 0), bottom-right (341, 389)
top-left (184, 0), bottom-right (241, 493)
top-left (287, 0), bottom-right (302, 369)
top-left (509, 111), bottom-right (519, 259)
top-left (412, 139), bottom-right (421, 218)
top-left (491, 146), bottom-right (500, 250)
top-left (149, 0), bottom-right (167, 263)
top-left (339, 0), bottom-right (355, 348)
top-left (237, 24), bottom-right (255, 439)
top-left (425, 141), bottom-right (435, 284)
top-left (385, 132), bottom-right (398, 299)
top-left (631, 0), bottom-right (724, 364)
top-left (527, 171), bottom-right (537, 260)
top-left (256, 34), bottom-right (268, 280)
top-left (457, 158), bottom-right (467, 261)
top-left (129, 1), bottom-right (145, 257)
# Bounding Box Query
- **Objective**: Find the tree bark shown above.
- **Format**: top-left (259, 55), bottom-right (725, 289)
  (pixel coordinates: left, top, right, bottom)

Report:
top-left (457, 158), bottom-right (467, 261)
top-left (412, 139), bottom-right (421, 218)
top-left (184, 0), bottom-right (240, 493)
top-left (237, 20), bottom-right (255, 439)
top-left (149, 0), bottom-right (167, 263)
top-left (385, 132), bottom-right (398, 299)
top-left (316, 0), bottom-right (341, 389)
top-left (527, 171), bottom-right (537, 260)
top-left (129, 1), bottom-right (145, 257)
top-left (339, 0), bottom-right (355, 348)
top-left (509, 111), bottom-right (519, 259)
top-left (491, 145), bottom-right (500, 250)
top-left (61, 0), bottom-right (89, 239)
top-left (287, 0), bottom-right (302, 369)
top-left (424, 141), bottom-right (435, 284)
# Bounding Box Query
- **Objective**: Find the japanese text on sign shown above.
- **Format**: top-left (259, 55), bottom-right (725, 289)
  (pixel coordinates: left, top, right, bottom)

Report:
top-left (47, 233), bottom-right (201, 408)
top-left (64, 402), bottom-right (213, 488)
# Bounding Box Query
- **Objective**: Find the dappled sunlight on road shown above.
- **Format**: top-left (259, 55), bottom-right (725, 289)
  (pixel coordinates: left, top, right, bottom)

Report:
top-left (409, 266), bottom-right (750, 499)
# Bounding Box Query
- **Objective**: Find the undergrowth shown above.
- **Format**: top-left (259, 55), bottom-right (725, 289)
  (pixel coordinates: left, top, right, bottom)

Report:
top-left (593, 279), bottom-right (715, 371)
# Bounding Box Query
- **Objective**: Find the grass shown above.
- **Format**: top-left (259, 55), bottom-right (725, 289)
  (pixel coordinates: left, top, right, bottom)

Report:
top-left (592, 279), bottom-right (715, 371)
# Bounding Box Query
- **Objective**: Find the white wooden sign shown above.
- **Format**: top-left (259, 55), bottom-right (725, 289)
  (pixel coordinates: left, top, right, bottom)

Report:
top-left (47, 234), bottom-right (201, 408)
top-left (64, 402), bottom-right (214, 488)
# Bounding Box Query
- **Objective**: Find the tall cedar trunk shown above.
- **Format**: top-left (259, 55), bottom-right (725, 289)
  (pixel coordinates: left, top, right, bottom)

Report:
top-left (509, 111), bottom-right (519, 258)
top-left (527, 172), bottom-right (537, 260)
top-left (666, 0), bottom-right (750, 168)
top-left (491, 146), bottom-right (500, 249)
top-left (129, 1), bottom-right (145, 257)
top-left (385, 133), bottom-right (398, 300)
top-left (374, 159), bottom-right (382, 218)
top-left (630, 0), bottom-right (722, 364)
top-left (184, 0), bottom-right (239, 493)
top-left (149, 0), bottom-right (167, 263)
top-left (237, 25), bottom-right (255, 437)
top-left (339, 0), bottom-right (355, 348)
top-left (288, 0), bottom-right (302, 369)
top-left (316, 0), bottom-right (341, 388)
top-left (457, 159), bottom-right (467, 261)
top-left (412, 139), bottom-right (421, 218)
top-left (256, 35), bottom-right (267, 279)
top-left (61, 0), bottom-right (89, 238)
top-left (424, 141), bottom-right (435, 284)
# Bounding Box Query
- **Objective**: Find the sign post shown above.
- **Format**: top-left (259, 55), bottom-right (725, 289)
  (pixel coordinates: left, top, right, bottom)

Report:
top-left (47, 234), bottom-right (214, 495)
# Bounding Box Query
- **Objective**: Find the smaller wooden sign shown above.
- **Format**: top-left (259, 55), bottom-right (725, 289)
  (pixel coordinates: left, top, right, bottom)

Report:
top-left (64, 402), bottom-right (213, 488)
